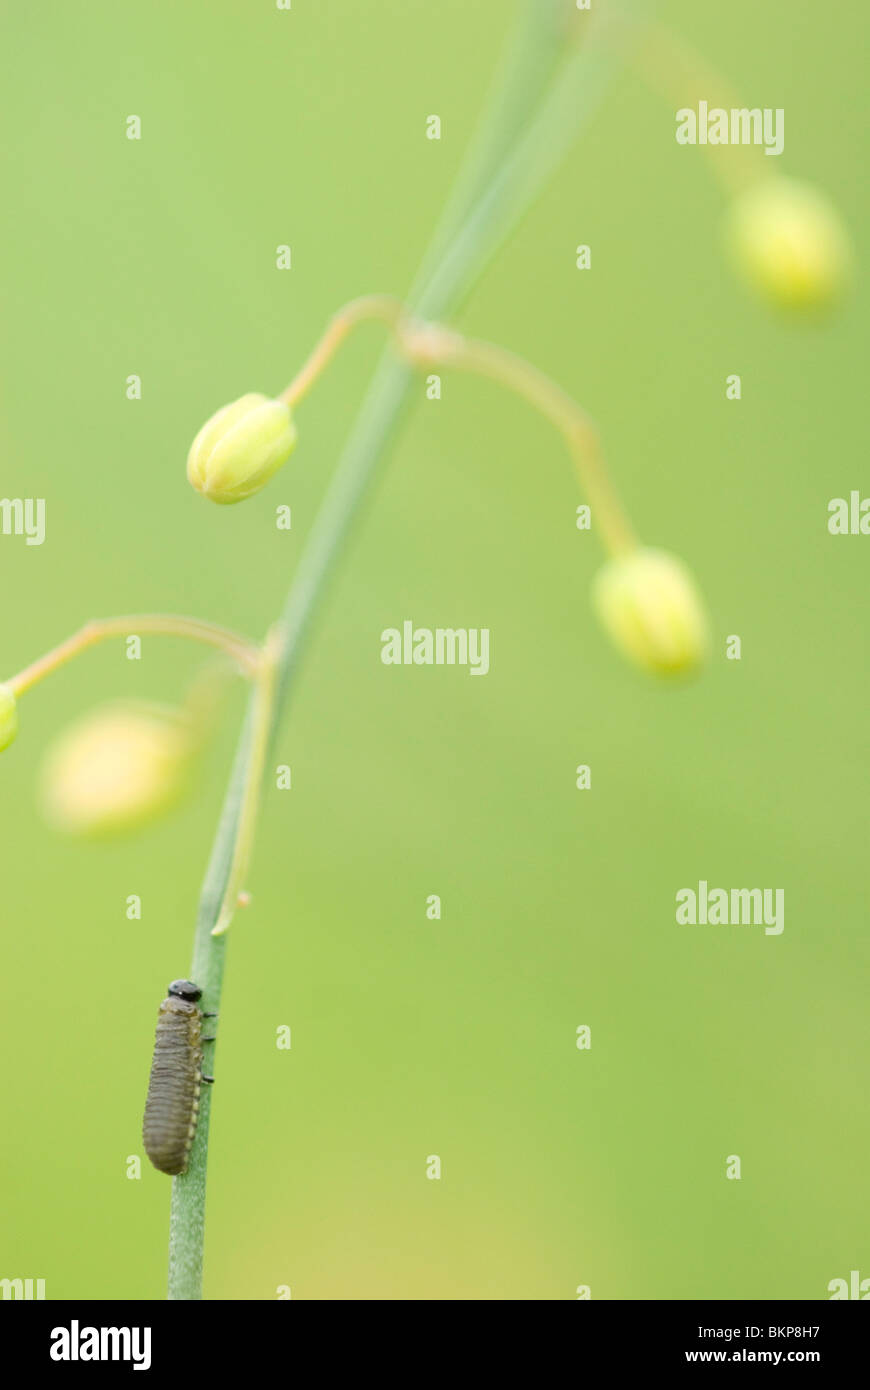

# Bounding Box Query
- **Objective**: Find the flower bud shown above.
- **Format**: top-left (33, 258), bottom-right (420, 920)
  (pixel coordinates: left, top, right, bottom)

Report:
top-left (0, 683), bottom-right (18, 751)
top-left (39, 701), bottom-right (194, 836)
top-left (187, 393), bottom-right (297, 504)
top-left (725, 176), bottom-right (853, 313)
top-left (592, 548), bottom-right (708, 677)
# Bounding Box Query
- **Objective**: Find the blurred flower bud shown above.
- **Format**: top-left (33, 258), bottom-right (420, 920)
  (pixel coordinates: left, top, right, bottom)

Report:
top-left (725, 176), bottom-right (853, 313)
top-left (0, 683), bottom-right (18, 751)
top-left (39, 701), bottom-right (194, 836)
top-left (592, 548), bottom-right (708, 677)
top-left (187, 393), bottom-right (297, 504)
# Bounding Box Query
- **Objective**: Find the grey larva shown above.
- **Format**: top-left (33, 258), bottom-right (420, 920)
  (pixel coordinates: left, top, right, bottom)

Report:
top-left (142, 979), bottom-right (216, 1176)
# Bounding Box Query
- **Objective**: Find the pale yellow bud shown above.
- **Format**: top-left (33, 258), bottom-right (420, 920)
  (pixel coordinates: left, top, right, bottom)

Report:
top-left (725, 176), bottom-right (853, 313)
top-left (187, 393), bottom-right (297, 504)
top-left (39, 701), bottom-right (194, 836)
top-left (592, 548), bottom-right (708, 677)
top-left (0, 683), bottom-right (18, 751)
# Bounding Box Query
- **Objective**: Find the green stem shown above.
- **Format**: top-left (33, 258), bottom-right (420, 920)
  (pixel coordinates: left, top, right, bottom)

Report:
top-left (166, 742), bottom-right (240, 1297)
top-left (166, 0), bottom-right (644, 1300)
top-left (414, 0), bottom-right (653, 321)
top-left (212, 629), bottom-right (281, 936)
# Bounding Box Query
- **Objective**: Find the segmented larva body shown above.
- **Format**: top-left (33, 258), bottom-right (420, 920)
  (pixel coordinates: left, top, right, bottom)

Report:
top-left (142, 980), bottom-right (209, 1176)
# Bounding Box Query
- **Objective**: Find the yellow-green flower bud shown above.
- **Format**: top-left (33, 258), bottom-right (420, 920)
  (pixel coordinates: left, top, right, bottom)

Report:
top-left (39, 701), bottom-right (194, 836)
top-left (592, 548), bottom-right (708, 678)
top-left (187, 393), bottom-right (297, 504)
top-left (0, 683), bottom-right (18, 751)
top-left (725, 176), bottom-right (853, 313)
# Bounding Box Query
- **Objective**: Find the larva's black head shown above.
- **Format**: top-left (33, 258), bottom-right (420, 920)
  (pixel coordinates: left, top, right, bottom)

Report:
top-left (167, 979), bottom-right (202, 1003)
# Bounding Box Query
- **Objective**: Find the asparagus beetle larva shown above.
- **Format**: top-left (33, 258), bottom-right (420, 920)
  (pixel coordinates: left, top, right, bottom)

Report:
top-left (142, 979), bottom-right (216, 1176)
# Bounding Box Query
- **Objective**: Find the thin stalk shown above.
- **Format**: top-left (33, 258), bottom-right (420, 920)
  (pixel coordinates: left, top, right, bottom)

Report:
top-left (406, 0), bottom-right (581, 302)
top-left (280, 297), bottom-right (637, 559)
top-left (279, 296), bottom-right (402, 410)
top-left (7, 614), bottom-right (259, 695)
top-left (413, 0), bottom-right (654, 321)
top-left (407, 325), bottom-right (637, 556)
top-left (167, 0), bottom-right (646, 1300)
top-left (632, 19), bottom-right (766, 196)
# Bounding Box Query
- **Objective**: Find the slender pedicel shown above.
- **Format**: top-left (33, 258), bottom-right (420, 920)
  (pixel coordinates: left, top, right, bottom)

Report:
top-left (0, 615), bottom-right (261, 758)
top-left (7, 614), bottom-right (260, 696)
top-left (632, 20), bottom-right (763, 196)
top-left (279, 295), bottom-right (404, 410)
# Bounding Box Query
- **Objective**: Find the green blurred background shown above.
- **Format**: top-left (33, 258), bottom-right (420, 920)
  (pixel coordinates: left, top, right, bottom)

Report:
top-left (0, 0), bottom-right (866, 1300)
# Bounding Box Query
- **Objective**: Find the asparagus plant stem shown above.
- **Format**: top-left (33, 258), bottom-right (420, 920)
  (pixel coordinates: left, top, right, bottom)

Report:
top-left (167, 0), bottom-right (645, 1300)
top-left (211, 628), bottom-right (281, 936)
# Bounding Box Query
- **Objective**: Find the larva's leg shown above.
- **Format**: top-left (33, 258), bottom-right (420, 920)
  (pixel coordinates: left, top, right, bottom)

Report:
top-left (202, 1074), bottom-right (215, 1084)
top-left (202, 1011), bottom-right (219, 1018)
top-left (202, 1035), bottom-right (217, 1043)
